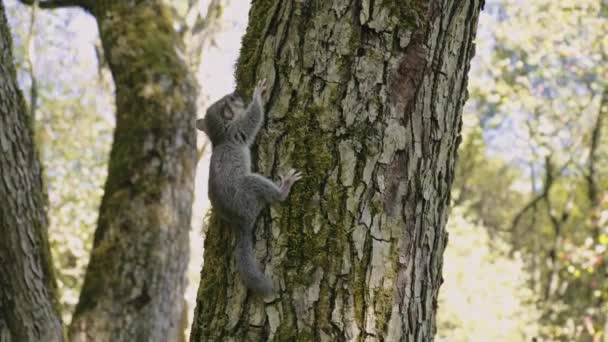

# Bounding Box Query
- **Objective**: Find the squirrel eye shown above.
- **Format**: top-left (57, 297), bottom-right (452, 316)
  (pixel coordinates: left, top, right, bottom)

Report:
top-left (223, 104), bottom-right (234, 119)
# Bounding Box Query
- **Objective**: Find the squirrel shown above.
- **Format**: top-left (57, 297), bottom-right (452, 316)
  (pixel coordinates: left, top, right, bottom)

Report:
top-left (196, 79), bottom-right (302, 295)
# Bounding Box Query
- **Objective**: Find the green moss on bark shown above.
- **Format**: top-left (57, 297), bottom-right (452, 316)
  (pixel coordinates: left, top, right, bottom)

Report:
top-left (235, 0), bottom-right (274, 95)
top-left (190, 213), bottom-right (231, 342)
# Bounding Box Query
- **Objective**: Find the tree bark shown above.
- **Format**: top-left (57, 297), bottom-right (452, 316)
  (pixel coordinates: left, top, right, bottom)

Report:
top-left (67, 1), bottom-right (198, 341)
top-left (191, 0), bottom-right (483, 341)
top-left (0, 1), bottom-right (63, 341)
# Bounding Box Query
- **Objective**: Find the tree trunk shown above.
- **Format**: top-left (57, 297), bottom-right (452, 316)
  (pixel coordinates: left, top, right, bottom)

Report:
top-left (0, 1), bottom-right (63, 341)
top-left (191, 0), bottom-right (482, 341)
top-left (68, 2), bottom-right (197, 341)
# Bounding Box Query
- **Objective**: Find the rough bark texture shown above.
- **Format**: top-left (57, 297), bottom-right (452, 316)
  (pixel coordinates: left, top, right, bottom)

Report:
top-left (191, 0), bottom-right (482, 341)
top-left (68, 1), bottom-right (197, 341)
top-left (0, 1), bottom-right (64, 341)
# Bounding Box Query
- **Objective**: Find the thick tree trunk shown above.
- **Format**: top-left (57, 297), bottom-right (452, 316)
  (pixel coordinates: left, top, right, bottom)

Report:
top-left (0, 1), bottom-right (63, 341)
top-left (68, 2), bottom-right (197, 341)
top-left (191, 0), bottom-right (482, 341)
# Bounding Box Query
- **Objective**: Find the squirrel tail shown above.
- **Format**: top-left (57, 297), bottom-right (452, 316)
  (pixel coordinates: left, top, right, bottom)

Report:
top-left (236, 232), bottom-right (274, 295)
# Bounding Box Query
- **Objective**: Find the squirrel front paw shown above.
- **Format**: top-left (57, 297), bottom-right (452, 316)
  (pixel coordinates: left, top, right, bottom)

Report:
top-left (280, 169), bottom-right (303, 187)
top-left (254, 78), bottom-right (267, 98)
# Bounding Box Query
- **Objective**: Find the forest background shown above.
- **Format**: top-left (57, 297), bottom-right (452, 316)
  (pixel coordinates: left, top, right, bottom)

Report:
top-left (3, 0), bottom-right (607, 340)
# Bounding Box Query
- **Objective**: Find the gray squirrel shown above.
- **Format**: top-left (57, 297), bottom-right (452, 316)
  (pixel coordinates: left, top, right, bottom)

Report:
top-left (196, 79), bottom-right (302, 295)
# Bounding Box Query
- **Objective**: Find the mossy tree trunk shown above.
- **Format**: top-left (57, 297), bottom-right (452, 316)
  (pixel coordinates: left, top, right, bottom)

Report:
top-left (48, 1), bottom-right (197, 341)
top-left (0, 1), bottom-right (63, 341)
top-left (191, 0), bottom-right (483, 341)
top-left (66, 3), bottom-right (197, 342)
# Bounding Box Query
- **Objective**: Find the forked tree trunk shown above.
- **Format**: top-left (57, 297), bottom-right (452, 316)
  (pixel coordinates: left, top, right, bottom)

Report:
top-left (0, 1), bottom-right (63, 341)
top-left (192, 0), bottom-right (483, 341)
top-left (67, 1), bottom-right (198, 341)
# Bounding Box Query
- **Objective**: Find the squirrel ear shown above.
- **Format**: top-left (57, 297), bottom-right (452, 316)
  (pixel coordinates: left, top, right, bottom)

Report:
top-left (196, 118), bottom-right (207, 132)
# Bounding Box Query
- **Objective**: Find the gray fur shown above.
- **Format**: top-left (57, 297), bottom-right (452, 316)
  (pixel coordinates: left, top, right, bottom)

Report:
top-left (197, 79), bottom-right (301, 295)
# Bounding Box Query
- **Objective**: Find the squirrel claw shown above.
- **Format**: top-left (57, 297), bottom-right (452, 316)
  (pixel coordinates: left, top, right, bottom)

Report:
top-left (280, 168), bottom-right (303, 185)
top-left (255, 79), bottom-right (267, 96)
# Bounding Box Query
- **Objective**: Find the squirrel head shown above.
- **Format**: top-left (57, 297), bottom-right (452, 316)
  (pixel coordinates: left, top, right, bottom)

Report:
top-left (197, 91), bottom-right (245, 144)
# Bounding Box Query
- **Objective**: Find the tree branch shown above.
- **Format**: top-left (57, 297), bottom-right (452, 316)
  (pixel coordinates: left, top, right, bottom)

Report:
top-left (510, 157), bottom-right (553, 233)
top-left (510, 157), bottom-right (573, 233)
top-left (184, 0), bottom-right (227, 69)
top-left (18, 0), bottom-right (90, 11)
top-left (24, 1), bottom-right (38, 121)
top-left (586, 89), bottom-right (606, 209)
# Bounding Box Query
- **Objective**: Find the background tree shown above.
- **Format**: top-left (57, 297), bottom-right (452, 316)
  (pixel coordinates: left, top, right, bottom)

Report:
top-left (0, 1), bottom-right (63, 340)
top-left (13, 0), bottom-right (200, 340)
top-left (6, 1), bottom-right (114, 323)
top-left (191, 0), bottom-right (484, 340)
top-left (7, 0), bottom-right (231, 333)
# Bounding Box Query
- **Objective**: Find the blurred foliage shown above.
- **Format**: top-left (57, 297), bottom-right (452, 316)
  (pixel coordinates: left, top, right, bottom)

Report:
top-left (437, 205), bottom-right (540, 341)
top-left (452, 116), bottom-right (524, 238)
top-left (442, 0), bottom-right (608, 340)
top-left (472, 0), bottom-right (606, 166)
